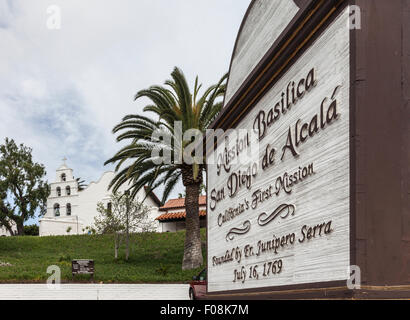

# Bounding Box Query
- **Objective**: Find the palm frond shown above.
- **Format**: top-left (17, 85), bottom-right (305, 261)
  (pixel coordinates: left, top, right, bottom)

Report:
top-left (106, 67), bottom-right (227, 204)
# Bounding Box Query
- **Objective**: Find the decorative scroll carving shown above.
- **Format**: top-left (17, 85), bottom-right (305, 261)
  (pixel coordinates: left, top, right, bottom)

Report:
top-left (226, 220), bottom-right (251, 241)
top-left (257, 204), bottom-right (296, 227)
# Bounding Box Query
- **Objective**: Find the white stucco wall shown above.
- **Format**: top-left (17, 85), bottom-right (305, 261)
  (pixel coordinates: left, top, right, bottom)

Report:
top-left (39, 217), bottom-right (83, 236)
top-left (160, 221), bottom-right (187, 233)
top-left (0, 222), bottom-right (17, 237)
top-left (40, 163), bottom-right (161, 236)
top-left (0, 284), bottom-right (190, 300)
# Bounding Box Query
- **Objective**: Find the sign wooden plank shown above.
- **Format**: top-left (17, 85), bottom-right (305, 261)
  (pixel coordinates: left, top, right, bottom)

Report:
top-left (207, 8), bottom-right (350, 293)
top-left (207, 0), bottom-right (410, 299)
top-left (225, 0), bottom-right (300, 104)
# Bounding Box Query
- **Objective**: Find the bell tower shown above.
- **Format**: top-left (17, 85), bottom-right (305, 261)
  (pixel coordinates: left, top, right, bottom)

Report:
top-left (46, 158), bottom-right (79, 218)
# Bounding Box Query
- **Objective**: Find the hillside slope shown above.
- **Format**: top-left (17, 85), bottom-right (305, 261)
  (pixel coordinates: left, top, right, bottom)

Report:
top-left (0, 229), bottom-right (206, 283)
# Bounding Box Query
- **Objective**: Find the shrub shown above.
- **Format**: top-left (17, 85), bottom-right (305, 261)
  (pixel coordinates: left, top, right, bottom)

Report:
top-left (155, 263), bottom-right (170, 276)
top-left (23, 224), bottom-right (39, 236)
top-left (58, 253), bottom-right (71, 262)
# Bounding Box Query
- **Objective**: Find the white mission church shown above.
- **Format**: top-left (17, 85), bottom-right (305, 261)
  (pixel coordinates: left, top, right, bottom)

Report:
top-left (39, 159), bottom-right (162, 236)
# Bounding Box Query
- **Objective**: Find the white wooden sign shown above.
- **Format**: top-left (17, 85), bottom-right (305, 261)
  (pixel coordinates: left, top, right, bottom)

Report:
top-left (207, 9), bottom-right (351, 293)
top-left (225, 0), bottom-right (300, 104)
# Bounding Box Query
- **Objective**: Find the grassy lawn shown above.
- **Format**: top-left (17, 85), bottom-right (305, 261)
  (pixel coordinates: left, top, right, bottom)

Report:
top-left (0, 229), bottom-right (206, 283)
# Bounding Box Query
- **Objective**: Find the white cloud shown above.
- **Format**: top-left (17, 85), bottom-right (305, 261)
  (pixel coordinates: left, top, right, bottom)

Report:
top-left (0, 0), bottom-right (250, 223)
top-left (21, 78), bottom-right (47, 99)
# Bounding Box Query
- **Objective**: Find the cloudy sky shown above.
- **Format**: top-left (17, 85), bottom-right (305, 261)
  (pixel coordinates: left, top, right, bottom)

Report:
top-left (0, 0), bottom-right (250, 223)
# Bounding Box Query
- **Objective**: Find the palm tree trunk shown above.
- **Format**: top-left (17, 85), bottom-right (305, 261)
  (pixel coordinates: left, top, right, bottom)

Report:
top-left (182, 182), bottom-right (203, 270)
top-left (125, 191), bottom-right (130, 261)
top-left (125, 193), bottom-right (130, 261)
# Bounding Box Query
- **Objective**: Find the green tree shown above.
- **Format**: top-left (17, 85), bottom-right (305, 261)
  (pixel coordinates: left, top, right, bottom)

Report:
top-left (23, 224), bottom-right (39, 236)
top-left (94, 192), bottom-right (155, 260)
top-left (105, 67), bottom-right (227, 269)
top-left (0, 138), bottom-right (50, 235)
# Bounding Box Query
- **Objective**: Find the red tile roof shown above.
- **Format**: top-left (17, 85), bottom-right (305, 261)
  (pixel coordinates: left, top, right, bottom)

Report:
top-left (156, 210), bottom-right (207, 222)
top-left (159, 195), bottom-right (206, 211)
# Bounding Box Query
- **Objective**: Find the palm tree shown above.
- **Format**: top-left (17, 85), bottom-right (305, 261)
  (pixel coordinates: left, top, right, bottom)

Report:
top-left (75, 177), bottom-right (87, 191)
top-left (105, 67), bottom-right (227, 269)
